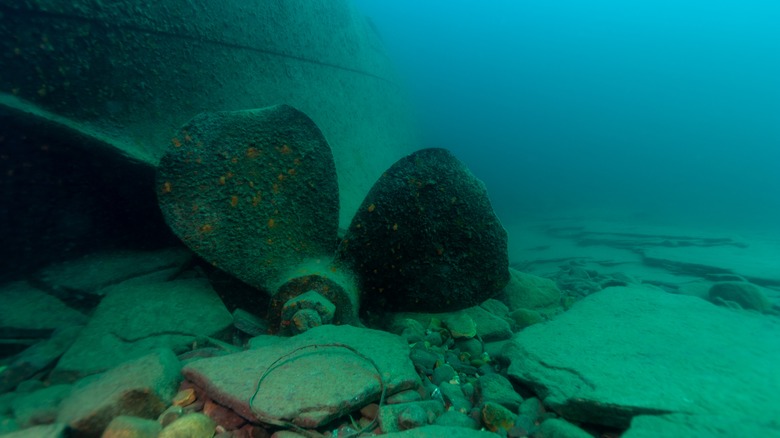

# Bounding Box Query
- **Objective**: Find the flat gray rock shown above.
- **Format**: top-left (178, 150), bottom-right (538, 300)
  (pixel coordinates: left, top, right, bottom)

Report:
top-left (1, 326), bottom-right (82, 393)
top-left (37, 248), bottom-right (192, 295)
top-left (0, 422), bottom-right (69, 438)
top-left (505, 219), bottom-right (780, 294)
top-left (477, 373), bottom-right (523, 412)
top-left (643, 241), bottom-right (780, 286)
top-left (463, 305), bottom-right (513, 341)
top-left (11, 384), bottom-right (72, 427)
top-left (623, 413), bottom-right (780, 438)
top-left (0, 281), bottom-right (87, 338)
top-left (381, 425), bottom-right (498, 437)
top-left (57, 348), bottom-right (181, 437)
top-left (497, 269), bottom-right (561, 311)
top-left (183, 324), bottom-right (421, 428)
top-left (507, 285), bottom-right (780, 431)
top-left (51, 277), bottom-right (232, 381)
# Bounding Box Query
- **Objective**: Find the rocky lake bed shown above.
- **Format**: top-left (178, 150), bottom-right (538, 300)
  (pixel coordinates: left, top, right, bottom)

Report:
top-left (1, 216), bottom-right (779, 438)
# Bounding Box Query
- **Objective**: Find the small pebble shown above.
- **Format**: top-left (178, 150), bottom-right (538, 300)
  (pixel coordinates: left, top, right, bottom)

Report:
top-left (455, 337), bottom-right (484, 357)
top-left (158, 413), bottom-right (216, 438)
top-left (360, 403), bottom-right (380, 420)
top-left (481, 401), bottom-right (516, 433)
top-left (424, 331), bottom-right (445, 347)
top-left (158, 405), bottom-right (184, 427)
top-left (443, 312), bottom-right (477, 339)
top-left (203, 398), bottom-right (246, 430)
top-left (409, 345), bottom-right (441, 372)
top-left (398, 404), bottom-right (428, 431)
top-left (434, 410), bottom-right (481, 430)
top-left (172, 388), bottom-right (197, 407)
top-left (432, 364), bottom-right (457, 386)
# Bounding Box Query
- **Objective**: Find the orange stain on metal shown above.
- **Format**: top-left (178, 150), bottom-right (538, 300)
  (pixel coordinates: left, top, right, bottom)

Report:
top-left (278, 144), bottom-right (292, 155)
top-left (171, 137), bottom-right (182, 147)
top-left (246, 147), bottom-right (260, 158)
top-left (367, 204), bottom-right (376, 213)
top-left (161, 181), bottom-right (172, 194)
top-left (268, 218), bottom-right (276, 228)
top-left (230, 195), bottom-right (238, 207)
top-left (200, 224), bottom-right (213, 233)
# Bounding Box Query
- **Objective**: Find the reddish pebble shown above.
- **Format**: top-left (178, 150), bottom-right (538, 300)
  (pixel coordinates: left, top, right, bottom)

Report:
top-left (360, 403), bottom-right (380, 420)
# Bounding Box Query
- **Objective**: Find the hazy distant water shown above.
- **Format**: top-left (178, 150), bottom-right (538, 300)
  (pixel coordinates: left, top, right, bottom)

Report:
top-left (355, 0), bottom-right (780, 230)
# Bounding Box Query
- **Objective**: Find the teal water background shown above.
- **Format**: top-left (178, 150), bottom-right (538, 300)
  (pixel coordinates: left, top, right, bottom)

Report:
top-left (355, 0), bottom-right (780, 229)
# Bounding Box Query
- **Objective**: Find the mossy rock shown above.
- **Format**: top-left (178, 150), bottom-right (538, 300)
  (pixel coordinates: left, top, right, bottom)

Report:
top-left (498, 268), bottom-right (562, 311)
top-left (709, 281), bottom-right (771, 313)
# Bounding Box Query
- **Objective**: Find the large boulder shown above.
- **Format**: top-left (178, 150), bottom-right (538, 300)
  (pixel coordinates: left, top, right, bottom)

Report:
top-left (708, 281), bottom-right (772, 313)
top-left (51, 277), bottom-right (232, 381)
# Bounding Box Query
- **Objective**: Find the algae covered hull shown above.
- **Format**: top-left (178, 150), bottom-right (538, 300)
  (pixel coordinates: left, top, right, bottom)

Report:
top-left (0, 0), bottom-right (418, 226)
